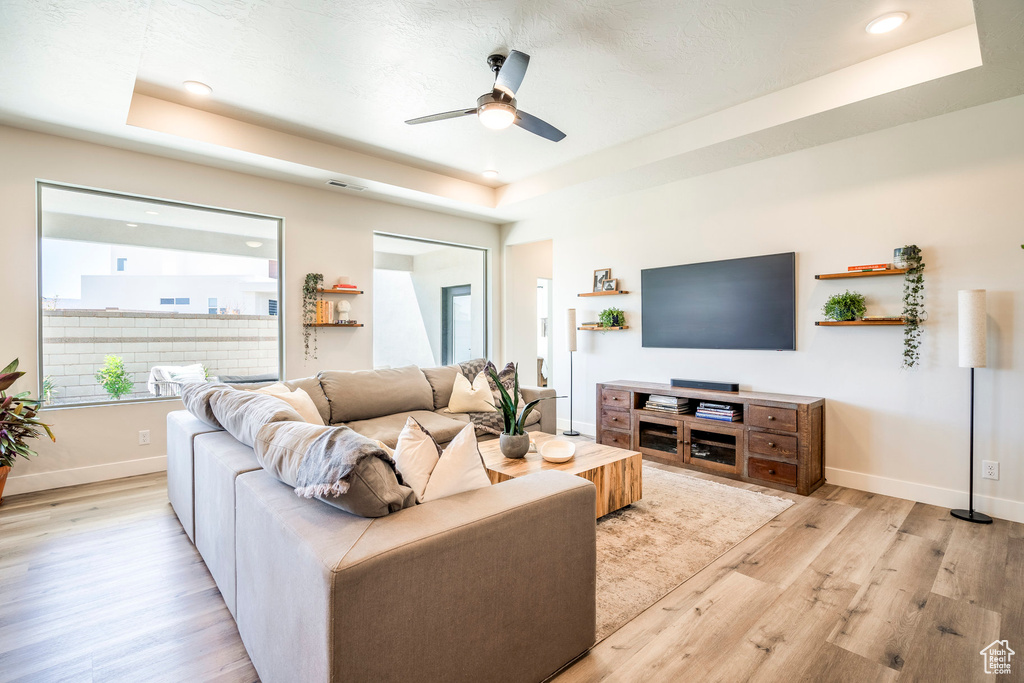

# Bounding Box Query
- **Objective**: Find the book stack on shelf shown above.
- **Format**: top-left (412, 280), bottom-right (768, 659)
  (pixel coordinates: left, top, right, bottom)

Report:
top-left (329, 283), bottom-right (359, 290)
top-left (695, 402), bottom-right (741, 422)
top-left (315, 301), bottom-right (333, 324)
top-left (644, 395), bottom-right (690, 414)
top-left (848, 262), bottom-right (892, 273)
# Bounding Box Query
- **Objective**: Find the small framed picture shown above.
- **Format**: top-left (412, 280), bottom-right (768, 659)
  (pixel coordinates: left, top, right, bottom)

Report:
top-left (603, 278), bottom-right (618, 292)
top-left (593, 268), bottom-right (611, 292)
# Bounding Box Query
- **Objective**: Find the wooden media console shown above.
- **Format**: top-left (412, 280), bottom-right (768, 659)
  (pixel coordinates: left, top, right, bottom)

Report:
top-left (596, 380), bottom-right (825, 495)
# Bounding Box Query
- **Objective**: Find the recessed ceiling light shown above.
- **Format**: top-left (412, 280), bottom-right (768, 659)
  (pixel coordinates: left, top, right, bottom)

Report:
top-left (245, 241), bottom-right (263, 248)
top-left (126, 223), bottom-right (138, 227)
top-left (145, 210), bottom-right (159, 215)
top-left (482, 169), bottom-right (499, 179)
top-left (866, 12), bottom-right (908, 34)
top-left (183, 80), bottom-right (213, 96)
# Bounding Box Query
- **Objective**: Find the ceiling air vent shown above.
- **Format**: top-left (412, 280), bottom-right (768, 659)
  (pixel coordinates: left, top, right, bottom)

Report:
top-left (326, 179), bottom-right (366, 191)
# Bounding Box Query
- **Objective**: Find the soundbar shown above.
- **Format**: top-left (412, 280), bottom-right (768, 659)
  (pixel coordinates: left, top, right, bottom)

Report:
top-left (670, 378), bottom-right (740, 392)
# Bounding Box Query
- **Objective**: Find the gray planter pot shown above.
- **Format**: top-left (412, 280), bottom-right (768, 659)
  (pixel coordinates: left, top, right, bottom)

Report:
top-left (499, 432), bottom-right (530, 459)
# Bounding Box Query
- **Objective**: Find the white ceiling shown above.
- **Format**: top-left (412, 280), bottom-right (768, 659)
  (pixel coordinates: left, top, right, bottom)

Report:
top-left (4, 1), bottom-right (1024, 224)
top-left (133, 0), bottom-right (975, 181)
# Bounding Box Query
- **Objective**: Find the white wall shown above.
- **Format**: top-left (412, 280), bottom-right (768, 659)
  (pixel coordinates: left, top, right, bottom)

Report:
top-left (504, 94), bottom-right (1024, 522)
top-left (503, 240), bottom-right (553, 386)
top-left (1, 125), bottom-right (499, 495)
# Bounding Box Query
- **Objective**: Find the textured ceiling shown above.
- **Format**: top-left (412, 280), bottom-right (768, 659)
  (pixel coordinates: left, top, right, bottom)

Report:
top-left (133, 0), bottom-right (975, 181)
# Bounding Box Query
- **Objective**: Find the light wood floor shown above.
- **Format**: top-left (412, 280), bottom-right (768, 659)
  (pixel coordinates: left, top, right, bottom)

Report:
top-left (1, 465), bottom-right (1020, 683)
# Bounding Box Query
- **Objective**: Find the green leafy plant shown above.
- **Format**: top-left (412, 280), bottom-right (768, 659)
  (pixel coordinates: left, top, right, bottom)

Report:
top-left (303, 273), bottom-right (324, 360)
top-left (486, 364), bottom-right (554, 436)
top-left (598, 307), bottom-right (625, 328)
top-left (901, 245), bottom-right (926, 369)
top-left (41, 375), bottom-right (58, 405)
top-left (95, 355), bottom-right (134, 400)
top-left (0, 359), bottom-right (55, 469)
top-left (822, 290), bottom-right (867, 322)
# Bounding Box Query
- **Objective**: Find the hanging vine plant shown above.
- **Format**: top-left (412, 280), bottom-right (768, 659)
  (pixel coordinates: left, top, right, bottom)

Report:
top-left (901, 245), bottom-right (925, 369)
top-left (303, 273), bottom-right (324, 360)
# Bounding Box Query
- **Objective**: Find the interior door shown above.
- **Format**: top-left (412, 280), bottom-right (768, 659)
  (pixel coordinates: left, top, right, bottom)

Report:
top-left (442, 284), bottom-right (472, 365)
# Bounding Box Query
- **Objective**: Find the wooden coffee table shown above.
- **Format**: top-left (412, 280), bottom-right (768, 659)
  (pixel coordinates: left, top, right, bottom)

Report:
top-left (478, 433), bottom-right (642, 518)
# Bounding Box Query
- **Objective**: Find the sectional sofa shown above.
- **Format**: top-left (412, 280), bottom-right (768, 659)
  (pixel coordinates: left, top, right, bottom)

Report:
top-left (166, 363), bottom-right (597, 683)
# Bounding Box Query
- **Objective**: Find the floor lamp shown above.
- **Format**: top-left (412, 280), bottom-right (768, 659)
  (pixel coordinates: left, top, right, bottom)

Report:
top-left (564, 308), bottom-right (580, 436)
top-left (951, 289), bottom-right (992, 524)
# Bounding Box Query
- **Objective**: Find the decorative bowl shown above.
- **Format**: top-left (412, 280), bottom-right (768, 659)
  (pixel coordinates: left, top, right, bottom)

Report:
top-left (540, 440), bottom-right (576, 463)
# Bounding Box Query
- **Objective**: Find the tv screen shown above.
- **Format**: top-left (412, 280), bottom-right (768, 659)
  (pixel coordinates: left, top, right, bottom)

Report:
top-left (641, 252), bottom-right (796, 350)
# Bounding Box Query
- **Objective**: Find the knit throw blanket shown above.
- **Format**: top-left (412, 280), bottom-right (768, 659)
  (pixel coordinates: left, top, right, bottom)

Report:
top-left (294, 425), bottom-right (404, 499)
top-left (458, 359), bottom-right (517, 437)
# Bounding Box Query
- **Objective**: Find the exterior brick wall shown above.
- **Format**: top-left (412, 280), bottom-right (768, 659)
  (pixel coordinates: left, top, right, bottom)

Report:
top-left (42, 310), bottom-right (279, 404)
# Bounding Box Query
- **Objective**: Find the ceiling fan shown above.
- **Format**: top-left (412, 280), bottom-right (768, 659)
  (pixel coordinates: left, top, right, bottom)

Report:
top-left (405, 50), bottom-right (566, 142)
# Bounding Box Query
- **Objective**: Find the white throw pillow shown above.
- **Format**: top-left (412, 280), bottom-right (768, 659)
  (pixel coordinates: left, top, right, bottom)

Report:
top-left (420, 424), bottom-right (491, 503)
top-left (391, 417), bottom-right (441, 502)
top-left (254, 384), bottom-right (325, 425)
top-left (446, 371), bottom-right (496, 413)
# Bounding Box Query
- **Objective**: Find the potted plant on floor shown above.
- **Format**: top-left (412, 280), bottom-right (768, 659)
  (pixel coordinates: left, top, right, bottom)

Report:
top-left (487, 363), bottom-right (550, 459)
top-left (0, 359), bottom-right (56, 504)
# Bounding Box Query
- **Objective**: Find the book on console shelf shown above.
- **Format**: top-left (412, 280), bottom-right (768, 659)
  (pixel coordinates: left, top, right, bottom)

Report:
top-left (644, 403), bottom-right (690, 414)
top-left (645, 394), bottom-right (690, 413)
top-left (695, 401), bottom-right (741, 422)
top-left (695, 411), bottom-right (741, 422)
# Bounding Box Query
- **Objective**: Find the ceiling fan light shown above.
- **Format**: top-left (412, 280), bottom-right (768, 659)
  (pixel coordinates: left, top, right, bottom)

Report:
top-left (478, 102), bottom-right (516, 130)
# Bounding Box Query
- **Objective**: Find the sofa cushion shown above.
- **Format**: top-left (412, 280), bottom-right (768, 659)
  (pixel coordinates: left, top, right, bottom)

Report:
top-left (420, 424), bottom-right (491, 503)
top-left (253, 384), bottom-right (325, 425)
top-left (282, 376), bottom-right (331, 424)
top-left (420, 364), bottom-right (460, 410)
top-left (319, 366), bottom-right (434, 423)
top-left (447, 371), bottom-right (497, 413)
top-left (210, 387), bottom-right (304, 447)
top-left (390, 417), bottom-right (442, 502)
top-left (344, 410), bottom-right (469, 448)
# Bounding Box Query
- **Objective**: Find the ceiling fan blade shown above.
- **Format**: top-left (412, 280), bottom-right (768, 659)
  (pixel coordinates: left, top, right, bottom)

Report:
top-left (494, 50), bottom-right (530, 97)
top-left (515, 110), bottom-right (566, 142)
top-left (405, 108), bottom-right (477, 125)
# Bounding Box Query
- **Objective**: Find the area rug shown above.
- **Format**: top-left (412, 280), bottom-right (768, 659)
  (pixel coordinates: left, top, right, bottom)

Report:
top-left (594, 465), bottom-right (794, 640)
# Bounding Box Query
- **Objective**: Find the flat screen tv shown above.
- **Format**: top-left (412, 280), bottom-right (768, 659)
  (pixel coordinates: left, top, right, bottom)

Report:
top-left (641, 252), bottom-right (796, 350)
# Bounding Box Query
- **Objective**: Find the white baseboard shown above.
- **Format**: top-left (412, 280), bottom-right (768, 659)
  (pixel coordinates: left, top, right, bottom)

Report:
top-left (555, 418), bottom-right (596, 438)
top-left (552, 417), bottom-right (1023, 523)
top-left (4, 455), bottom-right (168, 496)
top-left (825, 466), bottom-right (1024, 524)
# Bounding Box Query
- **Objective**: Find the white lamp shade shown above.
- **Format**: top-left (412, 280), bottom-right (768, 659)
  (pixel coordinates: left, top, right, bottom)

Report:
top-left (566, 309), bottom-right (578, 353)
top-left (958, 289), bottom-right (987, 368)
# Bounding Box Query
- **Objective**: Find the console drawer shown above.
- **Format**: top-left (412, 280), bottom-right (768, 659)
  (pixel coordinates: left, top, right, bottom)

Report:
top-left (602, 388), bottom-right (631, 408)
top-left (748, 405), bottom-right (797, 432)
top-left (601, 408), bottom-right (630, 431)
top-left (599, 430), bottom-right (630, 449)
top-left (748, 431), bottom-right (798, 459)
top-left (747, 457), bottom-right (797, 487)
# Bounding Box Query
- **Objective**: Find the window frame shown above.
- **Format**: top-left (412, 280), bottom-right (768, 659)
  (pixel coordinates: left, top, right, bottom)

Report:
top-left (36, 180), bottom-right (286, 409)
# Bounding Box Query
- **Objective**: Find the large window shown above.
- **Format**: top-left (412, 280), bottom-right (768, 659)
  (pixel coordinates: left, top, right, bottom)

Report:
top-left (38, 183), bottom-right (283, 406)
top-left (373, 234), bottom-right (487, 369)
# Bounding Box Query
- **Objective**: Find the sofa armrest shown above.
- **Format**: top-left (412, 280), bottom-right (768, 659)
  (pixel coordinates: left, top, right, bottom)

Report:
top-left (235, 470), bottom-right (596, 683)
top-left (521, 385), bottom-right (557, 434)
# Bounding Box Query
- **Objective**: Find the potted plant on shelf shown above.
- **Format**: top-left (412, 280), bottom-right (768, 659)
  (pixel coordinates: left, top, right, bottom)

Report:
top-left (0, 359), bottom-right (56, 504)
top-left (487, 364), bottom-right (551, 459)
top-left (900, 245), bottom-right (925, 368)
top-left (303, 272), bottom-right (324, 360)
top-left (822, 290), bottom-right (867, 322)
top-left (598, 307), bottom-right (625, 328)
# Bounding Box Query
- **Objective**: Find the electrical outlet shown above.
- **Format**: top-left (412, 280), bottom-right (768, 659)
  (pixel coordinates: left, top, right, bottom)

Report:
top-left (139, 430), bottom-right (151, 446)
top-left (982, 460), bottom-right (999, 480)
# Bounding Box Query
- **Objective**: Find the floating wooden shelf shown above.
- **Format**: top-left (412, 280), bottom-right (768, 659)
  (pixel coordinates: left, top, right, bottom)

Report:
top-left (317, 289), bottom-right (364, 294)
top-left (815, 320), bottom-right (905, 326)
top-left (578, 290), bottom-right (630, 297)
top-left (578, 325), bottom-right (629, 331)
top-left (815, 269), bottom-right (908, 280)
top-left (304, 323), bottom-right (364, 328)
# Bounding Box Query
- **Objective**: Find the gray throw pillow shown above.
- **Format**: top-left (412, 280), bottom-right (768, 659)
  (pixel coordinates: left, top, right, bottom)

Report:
top-left (209, 387), bottom-right (304, 447)
top-left (180, 382), bottom-right (229, 429)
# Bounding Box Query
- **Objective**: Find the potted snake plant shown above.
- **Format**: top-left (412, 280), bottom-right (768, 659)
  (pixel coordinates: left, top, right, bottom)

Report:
top-left (487, 364), bottom-right (549, 459)
top-left (0, 359), bottom-right (55, 504)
